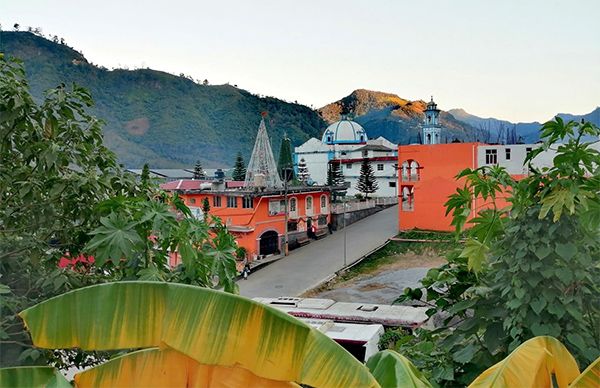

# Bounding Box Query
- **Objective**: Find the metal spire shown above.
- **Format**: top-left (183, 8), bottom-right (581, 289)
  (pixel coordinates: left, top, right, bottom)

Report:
top-left (244, 116), bottom-right (283, 189)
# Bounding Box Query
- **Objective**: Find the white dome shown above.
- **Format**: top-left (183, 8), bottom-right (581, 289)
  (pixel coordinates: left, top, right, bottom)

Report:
top-left (321, 118), bottom-right (367, 144)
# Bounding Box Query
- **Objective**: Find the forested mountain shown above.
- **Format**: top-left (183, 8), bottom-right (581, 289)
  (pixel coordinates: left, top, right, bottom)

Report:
top-left (1, 31), bottom-right (326, 168)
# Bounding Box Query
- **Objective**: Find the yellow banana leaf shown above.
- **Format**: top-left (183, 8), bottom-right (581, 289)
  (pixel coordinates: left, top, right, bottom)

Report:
top-left (75, 347), bottom-right (298, 387)
top-left (19, 281), bottom-right (378, 388)
top-left (366, 350), bottom-right (432, 388)
top-left (569, 356), bottom-right (599, 388)
top-left (0, 366), bottom-right (71, 387)
top-left (468, 336), bottom-right (580, 388)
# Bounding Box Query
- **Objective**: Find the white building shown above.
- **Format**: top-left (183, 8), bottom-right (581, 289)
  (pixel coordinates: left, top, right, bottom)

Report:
top-left (423, 97), bottom-right (442, 145)
top-left (294, 118), bottom-right (399, 197)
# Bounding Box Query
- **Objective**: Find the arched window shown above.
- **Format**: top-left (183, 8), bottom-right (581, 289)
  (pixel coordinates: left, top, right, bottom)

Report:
top-left (320, 194), bottom-right (327, 209)
top-left (327, 136), bottom-right (332, 143)
top-left (306, 196), bottom-right (313, 215)
top-left (402, 186), bottom-right (414, 211)
top-left (289, 197), bottom-right (297, 212)
top-left (426, 133), bottom-right (431, 144)
top-left (401, 161), bottom-right (410, 180)
top-left (409, 160), bottom-right (420, 181)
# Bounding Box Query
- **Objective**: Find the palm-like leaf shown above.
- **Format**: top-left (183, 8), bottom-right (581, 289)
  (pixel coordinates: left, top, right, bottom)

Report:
top-left (468, 336), bottom-right (580, 388)
top-left (75, 347), bottom-right (299, 387)
top-left (0, 366), bottom-right (71, 388)
top-left (366, 350), bottom-right (432, 388)
top-left (19, 281), bottom-right (378, 388)
top-left (569, 356), bottom-right (599, 388)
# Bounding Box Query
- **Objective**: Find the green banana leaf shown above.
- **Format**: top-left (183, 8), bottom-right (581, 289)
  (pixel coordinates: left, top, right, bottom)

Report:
top-left (569, 356), bottom-right (599, 388)
top-left (0, 366), bottom-right (71, 387)
top-left (19, 281), bottom-right (378, 388)
top-left (366, 349), bottom-right (432, 388)
top-left (468, 336), bottom-right (580, 388)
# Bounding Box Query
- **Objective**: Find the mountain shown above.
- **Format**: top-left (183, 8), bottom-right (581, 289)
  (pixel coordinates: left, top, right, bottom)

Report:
top-left (318, 89), bottom-right (477, 144)
top-left (1, 31), bottom-right (326, 168)
top-left (448, 107), bottom-right (600, 143)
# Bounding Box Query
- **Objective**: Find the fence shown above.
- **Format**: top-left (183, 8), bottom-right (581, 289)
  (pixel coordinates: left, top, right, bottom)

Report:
top-left (331, 196), bottom-right (398, 214)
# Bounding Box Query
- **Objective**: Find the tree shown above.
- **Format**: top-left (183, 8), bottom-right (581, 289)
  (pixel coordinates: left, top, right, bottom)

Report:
top-left (193, 160), bottom-right (206, 180)
top-left (297, 157), bottom-right (310, 184)
top-left (277, 135), bottom-right (294, 181)
top-left (327, 161), bottom-right (346, 201)
top-left (13, 23), bottom-right (20, 31)
top-left (356, 158), bottom-right (378, 199)
top-left (202, 197), bottom-right (210, 221)
top-left (232, 152), bottom-right (246, 181)
top-left (141, 163), bottom-right (150, 185)
top-left (396, 118), bottom-right (600, 385)
top-left (0, 57), bottom-right (239, 369)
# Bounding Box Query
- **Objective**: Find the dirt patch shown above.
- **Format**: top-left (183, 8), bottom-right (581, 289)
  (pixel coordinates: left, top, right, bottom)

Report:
top-left (357, 282), bottom-right (387, 291)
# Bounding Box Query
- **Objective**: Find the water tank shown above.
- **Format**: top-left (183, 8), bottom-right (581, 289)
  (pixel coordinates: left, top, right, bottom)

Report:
top-left (214, 169), bottom-right (225, 180)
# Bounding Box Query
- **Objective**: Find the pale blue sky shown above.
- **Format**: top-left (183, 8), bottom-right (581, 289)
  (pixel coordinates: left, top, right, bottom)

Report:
top-left (3, 0), bottom-right (599, 122)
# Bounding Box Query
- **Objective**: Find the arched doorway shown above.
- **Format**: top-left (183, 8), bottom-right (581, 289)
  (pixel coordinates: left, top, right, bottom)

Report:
top-left (259, 230), bottom-right (279, 256)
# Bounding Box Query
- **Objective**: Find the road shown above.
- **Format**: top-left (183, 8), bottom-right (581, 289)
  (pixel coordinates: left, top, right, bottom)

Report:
top-left (238, 205), bottom-right (399, 298)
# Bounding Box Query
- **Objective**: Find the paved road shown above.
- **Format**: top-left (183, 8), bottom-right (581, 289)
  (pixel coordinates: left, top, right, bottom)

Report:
top-left (238, 205), bottom-right (399, 298)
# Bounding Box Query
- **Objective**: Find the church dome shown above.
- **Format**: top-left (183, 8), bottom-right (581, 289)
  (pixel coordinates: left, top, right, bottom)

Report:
top-left (321, 118), bottom-right (367, 145)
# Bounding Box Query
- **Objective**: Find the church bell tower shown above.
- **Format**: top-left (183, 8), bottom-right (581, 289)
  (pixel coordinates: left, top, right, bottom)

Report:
top-left (423, 96), bottom-right (441, 144)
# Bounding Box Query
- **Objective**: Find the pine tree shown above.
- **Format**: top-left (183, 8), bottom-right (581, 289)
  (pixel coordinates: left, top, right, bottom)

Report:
top-left (326, 161), bottom-right (345, 201)
top-left (356, 158), bottom-right (379, 199)
top-left (194, 160), bottom-right (206, 180)
top-left (277, 135), bottom-right (294, 182)
top-left (140, 163), bottom-right (150, 187)
top-left (202, 197), bottom-right (210, 221)
top-left (232, 152), bottom-right (246, 181)
top-left (297, 158), bottom-right (310, 184)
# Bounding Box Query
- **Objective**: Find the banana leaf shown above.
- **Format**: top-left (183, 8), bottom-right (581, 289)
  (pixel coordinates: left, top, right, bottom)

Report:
top-left (366, 350), bottom-right (432, 388)
top-left (569, 356), bottom-right (599, 388)
top-left (75, 347), bottom-right (298, 387)
top-left (19, 281), bottom-right (378, 388)
top-left (0, 366), bottom-right (71, 387)
top-left (468, 336), bottom-right (580, 388)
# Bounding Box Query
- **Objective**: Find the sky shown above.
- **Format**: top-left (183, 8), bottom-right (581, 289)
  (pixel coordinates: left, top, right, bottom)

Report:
top-left (3, 0), bottom-right (599, 122)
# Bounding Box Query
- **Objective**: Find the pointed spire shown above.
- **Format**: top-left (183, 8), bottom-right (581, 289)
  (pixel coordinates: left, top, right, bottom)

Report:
top-left (244, 117), bottom-right (283, 189)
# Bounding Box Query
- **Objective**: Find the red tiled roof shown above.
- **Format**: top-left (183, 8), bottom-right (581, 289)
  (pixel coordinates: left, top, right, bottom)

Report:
top-left (226, 181), bottom-right (245, 188)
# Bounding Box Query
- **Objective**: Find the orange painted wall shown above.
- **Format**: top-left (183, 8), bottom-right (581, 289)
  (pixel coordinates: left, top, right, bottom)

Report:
top-left (398, 143), bottom-right (478, 231)
top-left (180, 191), bottom-right (330, 260)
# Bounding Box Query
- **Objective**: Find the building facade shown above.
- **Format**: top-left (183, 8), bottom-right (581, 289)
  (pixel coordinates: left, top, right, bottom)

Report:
top-left (397, 141), bottom-right (600, 231)
top-left (165, 181), bottom-right (332, 260)
top-left (295, 118), bottom-right (399, 197)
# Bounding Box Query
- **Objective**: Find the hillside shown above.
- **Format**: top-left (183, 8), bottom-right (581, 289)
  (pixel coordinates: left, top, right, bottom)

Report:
top-left (2, 31), bottom-right (326, 168)
top-left (319, 89), bottom-right (477, 144)
top-left (448, 107), bottom-right (600, 143)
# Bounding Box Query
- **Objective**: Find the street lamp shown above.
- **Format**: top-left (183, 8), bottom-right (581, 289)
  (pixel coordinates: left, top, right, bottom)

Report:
top-left (342, 196), bottom-right (348, 267)
top-left (282, 166), bottom-right (294, 256)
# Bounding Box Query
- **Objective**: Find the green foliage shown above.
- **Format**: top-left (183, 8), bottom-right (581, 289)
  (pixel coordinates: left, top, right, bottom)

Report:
top-left (277, 136), bottom-right (294, 181)
top-left (396, 117), bottom-right (600, 386)
top-left (231, 152), bottom-right (246, 181)
top-left (356, 158), bottom-right (379, 199)
top-left (327, 161), bottom-right (346, 201)
top-left (1, 31), bottom-right (326, 168)
top-left (193, 160), bottom-right (206, 179)
top-left (0, 57), bottom-right (239, 369)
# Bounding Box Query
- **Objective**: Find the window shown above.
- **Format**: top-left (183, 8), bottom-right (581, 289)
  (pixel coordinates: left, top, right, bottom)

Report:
top-left (268, 200), bottom-right (286, 215)
top-left (226, 196), bottom-right (237, 208)
top-left (306, 196), bottom-right (313, 211)
top-left (320, 195), bottom-right (327, 209)
top-left (362, 150), bottom-right (368, 157)
top-left (287, 221), bottom-right (298, 232)
top-left (505, 148), bottom-right (511, 160)
top-left (377, 164), bottom-right (384, 171)
top-left (389, 181), bottom-right (396, 188)
top-left (327, 136), bottom-right (331, 142)
top-left (242, 196), bottom-right (252, 208)
top-left (318, 215), bottom-right (327, 226)
top-left (346, 163), bottom-right (352, 169)
top-left (341, 151), bottom-right (347, 156)
top-left (189, 198), bottom-right (196, 204)
top-left (485, 149), bottom-right (498, 164)
top-left (289, 197), bottom-right (297, 212)
top-left (212, 196), bottom-right (221, 207)
top-left (402, 186), bottom-right (414, 211)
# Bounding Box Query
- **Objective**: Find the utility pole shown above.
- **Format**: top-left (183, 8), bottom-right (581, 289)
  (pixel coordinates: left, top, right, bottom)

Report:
top-left (283, 170), bottom-right (289, 256)
top-left (343, 196), bottom-right (347, 267)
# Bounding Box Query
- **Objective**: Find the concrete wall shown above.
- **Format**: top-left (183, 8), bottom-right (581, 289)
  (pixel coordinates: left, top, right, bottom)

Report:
top-left (331, 206), bottom-right (382, 230)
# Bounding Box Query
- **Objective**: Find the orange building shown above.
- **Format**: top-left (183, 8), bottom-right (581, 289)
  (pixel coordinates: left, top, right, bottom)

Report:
top-left (163, 180), bottom-right (332, 261)
top-left (397, 142), bottom-right (550, 231)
